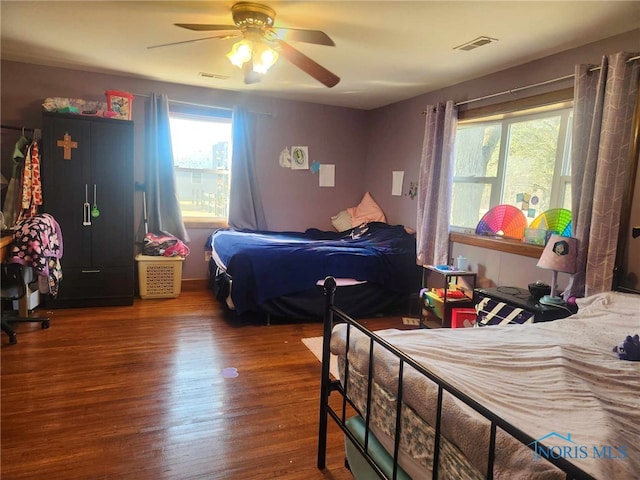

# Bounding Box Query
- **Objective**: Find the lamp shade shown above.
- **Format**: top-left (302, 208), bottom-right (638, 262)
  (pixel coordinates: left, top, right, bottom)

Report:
top-left (251, 42), bottom-right (278, 74)
top-left (227, 39), bottom-right (253, 68)
top-left (537, 234), bottom-right (577, 274)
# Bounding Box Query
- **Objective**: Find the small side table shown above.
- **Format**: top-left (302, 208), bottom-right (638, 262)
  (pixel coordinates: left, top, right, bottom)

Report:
top-left (421, 266), bottom-right (477, 328)
top-left (474, 286), bottom-right (577, 324)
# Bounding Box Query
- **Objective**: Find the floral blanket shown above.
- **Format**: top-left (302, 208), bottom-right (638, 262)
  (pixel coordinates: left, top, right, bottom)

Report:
top-left (9, 213), bottom-right (64, 297)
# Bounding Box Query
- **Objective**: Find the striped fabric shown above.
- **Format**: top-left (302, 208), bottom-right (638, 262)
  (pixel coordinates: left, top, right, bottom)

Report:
top-left (475, 297), bottom-right (535, 326)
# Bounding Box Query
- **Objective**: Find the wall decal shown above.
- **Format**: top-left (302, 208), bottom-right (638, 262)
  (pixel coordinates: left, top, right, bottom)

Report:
top-left (291, 146), bottom-right (309, 170)
top-left (407, 182), bottom-right (418, 200)
top-left (278, 147), bottom-right (291, 168)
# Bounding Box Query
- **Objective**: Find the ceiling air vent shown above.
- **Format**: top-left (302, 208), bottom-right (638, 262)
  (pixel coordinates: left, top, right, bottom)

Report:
top-left (454, 36), bottom-right (498, 52)
top-left (198, 72), bottom-right (230, 80)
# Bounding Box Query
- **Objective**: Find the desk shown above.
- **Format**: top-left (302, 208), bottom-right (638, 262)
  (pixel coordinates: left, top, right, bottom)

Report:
top-left (0, 235), bottom-right (12, 262)
top-left (1, 235), bottom-right (31, 317)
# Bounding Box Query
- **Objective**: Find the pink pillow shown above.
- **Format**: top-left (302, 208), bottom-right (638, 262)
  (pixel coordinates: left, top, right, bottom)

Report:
top-left (346, 192), bottom-right (386, 226)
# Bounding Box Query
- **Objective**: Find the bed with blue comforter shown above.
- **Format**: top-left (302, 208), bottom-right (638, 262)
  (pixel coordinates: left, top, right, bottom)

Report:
top-left (206, 222), bottom-right (421, 320)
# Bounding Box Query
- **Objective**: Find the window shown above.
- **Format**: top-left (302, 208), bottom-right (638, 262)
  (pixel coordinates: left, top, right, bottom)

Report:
top-left (169, 109), bottom-right (232, 223)
top-left (451, 105), bottom-right (573, 231)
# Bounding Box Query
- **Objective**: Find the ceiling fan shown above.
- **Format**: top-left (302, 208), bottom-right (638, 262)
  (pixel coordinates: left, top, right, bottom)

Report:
top-left (148, 2), bottom-right (340, 88)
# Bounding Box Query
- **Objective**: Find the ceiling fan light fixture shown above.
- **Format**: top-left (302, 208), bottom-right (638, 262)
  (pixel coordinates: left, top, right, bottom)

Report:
top-left (251, 42), bottom-right (278, 74)
top-left (168, 2), bottom-right (339, 87)
top-left (231, 2), bottom-right (275, 29)
top-left (227, 37), bottom-right (279, 74)
top-left (226, 39), bottom-right (253, 67)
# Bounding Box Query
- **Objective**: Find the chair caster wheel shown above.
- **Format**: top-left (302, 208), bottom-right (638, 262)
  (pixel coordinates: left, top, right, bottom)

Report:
top-left (42, 320), bottom-right (50, 329)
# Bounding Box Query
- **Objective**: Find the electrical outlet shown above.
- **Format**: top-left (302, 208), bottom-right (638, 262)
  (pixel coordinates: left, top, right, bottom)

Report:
top-left (402, 317), bottom-right (420, 326)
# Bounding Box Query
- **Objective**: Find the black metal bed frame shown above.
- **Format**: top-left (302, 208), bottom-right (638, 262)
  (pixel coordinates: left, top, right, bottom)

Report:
top-left (317, 276), bottom-right (595, 480)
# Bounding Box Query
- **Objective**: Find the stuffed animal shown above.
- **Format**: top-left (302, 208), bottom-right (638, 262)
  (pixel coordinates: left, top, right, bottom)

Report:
top-left (614, 334), bottom-right (640, 361)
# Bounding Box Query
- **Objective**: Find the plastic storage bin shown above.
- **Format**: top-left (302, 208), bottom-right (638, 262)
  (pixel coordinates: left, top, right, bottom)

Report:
top-left (136, 254), bottom-right (184, 299)
top-left (105, 90), bottom-right (133, 120)
top-left (423, 290), bottom-right (444, 320)
top-left (451, 308), bottom-right (477, 328)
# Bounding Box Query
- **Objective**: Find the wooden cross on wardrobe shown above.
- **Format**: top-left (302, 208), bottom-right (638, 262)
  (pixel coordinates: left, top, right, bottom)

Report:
top-left (56, 133), bottom-right (78, 160)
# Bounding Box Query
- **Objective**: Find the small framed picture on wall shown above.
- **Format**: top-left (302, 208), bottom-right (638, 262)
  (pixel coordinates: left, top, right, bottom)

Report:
top-left (291, 146), bottom-right (309, 170)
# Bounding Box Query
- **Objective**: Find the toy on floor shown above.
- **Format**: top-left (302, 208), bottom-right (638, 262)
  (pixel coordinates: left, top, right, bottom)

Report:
top-left (614, 334), bottom-right (640, 361)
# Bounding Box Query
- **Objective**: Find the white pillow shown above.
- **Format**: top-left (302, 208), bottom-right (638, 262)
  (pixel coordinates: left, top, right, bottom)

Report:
top-left (331, 210), bottom-right (353, 232)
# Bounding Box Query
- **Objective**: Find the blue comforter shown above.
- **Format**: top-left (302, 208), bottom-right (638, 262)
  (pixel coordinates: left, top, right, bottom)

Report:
top-left (206, 222), bottom-right (419, 314)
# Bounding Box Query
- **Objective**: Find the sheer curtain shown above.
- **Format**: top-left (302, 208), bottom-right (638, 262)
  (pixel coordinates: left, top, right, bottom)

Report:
top-left (416, 100), bottom-right (458, 267)
top-left (144, 93), bottom-right (189, 242)
top-left (567, 52), bottom-right (639, 297)
top-left (227, 106), bottom-right (267, 230)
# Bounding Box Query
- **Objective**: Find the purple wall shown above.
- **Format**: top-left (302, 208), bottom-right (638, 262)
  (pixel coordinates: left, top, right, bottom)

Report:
top-left (365, 29), bottom-right (640, 229)
top-left (2, 28), bottom-right (638, 281)
top-left (1, 62), bottom-right (368, 279)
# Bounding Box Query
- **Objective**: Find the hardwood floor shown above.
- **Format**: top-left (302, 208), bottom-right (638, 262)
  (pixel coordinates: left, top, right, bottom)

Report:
top-left (1, 287), bottom-right (413, 479)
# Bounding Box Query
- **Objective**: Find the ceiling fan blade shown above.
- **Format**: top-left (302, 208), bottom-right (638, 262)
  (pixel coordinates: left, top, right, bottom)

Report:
top-left (271, 28), bottom-right (334, 46)
top-left (175, 23), bottom-right (240, 32)
top-left (276, 40), bottom-right (340, 88)
top-left (147, 33), bottom-right (241, 50)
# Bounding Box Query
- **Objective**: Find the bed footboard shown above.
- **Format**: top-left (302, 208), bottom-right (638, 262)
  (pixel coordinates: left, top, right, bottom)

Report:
top-left (317, 276), bottom-right (595, 480)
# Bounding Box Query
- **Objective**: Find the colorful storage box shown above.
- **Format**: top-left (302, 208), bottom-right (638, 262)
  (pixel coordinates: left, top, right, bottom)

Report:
top-left (451, 308), bottom-right (477, 328)
top-left (105, 90), bottom-right (133, 120)
top-left (423, 290), bottom-right (444, 320)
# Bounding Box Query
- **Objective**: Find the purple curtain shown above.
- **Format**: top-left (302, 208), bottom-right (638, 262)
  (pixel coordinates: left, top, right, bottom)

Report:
top-left (566, 52), bottom-right (639, 297)
top-left (144, 93), bottom-right (189, 242)
top-left (416, 101), bottom-right (457, 267)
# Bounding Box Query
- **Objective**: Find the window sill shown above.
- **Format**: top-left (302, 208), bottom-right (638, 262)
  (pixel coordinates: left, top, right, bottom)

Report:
top-left (184, 218), bottom-right (228, 230)
top-left (450, 232), bottom-right (544, 259)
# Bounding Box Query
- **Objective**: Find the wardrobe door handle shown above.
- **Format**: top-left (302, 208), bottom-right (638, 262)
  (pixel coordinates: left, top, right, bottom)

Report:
top-left (81, 269), bottom-right (101, 273)
top-left (83, 203), bottom-right (92, 226)
top-left (91, 184), bottom-right (100, 218)
top-left (83, 184), bottom-right (92, 226)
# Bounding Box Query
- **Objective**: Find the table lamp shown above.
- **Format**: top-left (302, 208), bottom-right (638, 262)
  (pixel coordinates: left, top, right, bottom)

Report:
top-left (536, 234), bottom-right (577, 306)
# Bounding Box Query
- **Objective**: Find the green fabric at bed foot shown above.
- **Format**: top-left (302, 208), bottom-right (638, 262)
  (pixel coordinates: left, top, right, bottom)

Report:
top-left (345, 415), bottom-right (412, 480)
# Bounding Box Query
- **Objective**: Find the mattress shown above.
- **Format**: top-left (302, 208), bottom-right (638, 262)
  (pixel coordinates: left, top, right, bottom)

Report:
top-left (330, 291), bottom-right (640, 479)
top-left (338, 356), bottom-right (484, 479)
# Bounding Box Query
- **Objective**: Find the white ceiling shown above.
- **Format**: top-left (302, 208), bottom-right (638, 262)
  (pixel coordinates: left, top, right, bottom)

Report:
top-left (2, 1), bottom-right (639, 110)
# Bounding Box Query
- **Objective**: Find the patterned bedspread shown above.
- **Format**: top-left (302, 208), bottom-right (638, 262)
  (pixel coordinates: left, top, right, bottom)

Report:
top-left (331, 291), bottom-right (640, 480)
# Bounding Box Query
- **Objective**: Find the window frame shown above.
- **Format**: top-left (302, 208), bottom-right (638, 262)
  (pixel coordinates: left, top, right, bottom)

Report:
top-left (168, 105), bottom-right (233, 229)
top-left (451, 88), bottom-right (574, 255)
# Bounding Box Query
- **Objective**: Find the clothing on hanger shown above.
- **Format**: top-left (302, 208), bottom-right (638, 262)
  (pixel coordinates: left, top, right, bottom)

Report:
top-left (16, 136), bottom-right (43, 222)
top-left (2, 135), bottom-right (29, 228)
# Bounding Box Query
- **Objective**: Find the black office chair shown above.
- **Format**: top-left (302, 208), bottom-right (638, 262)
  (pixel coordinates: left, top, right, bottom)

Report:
top-left (1, 263), bottom-right (50, 345)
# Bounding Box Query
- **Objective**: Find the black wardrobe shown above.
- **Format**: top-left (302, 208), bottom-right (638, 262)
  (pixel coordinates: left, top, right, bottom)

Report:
top-left (42, 112), bottom-right (134, 307)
